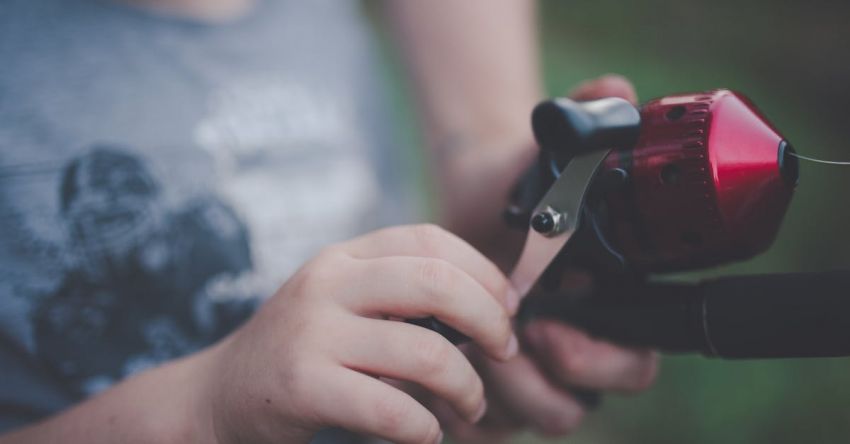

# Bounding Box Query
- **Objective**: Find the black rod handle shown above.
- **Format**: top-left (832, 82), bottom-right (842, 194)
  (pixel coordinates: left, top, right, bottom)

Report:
top-left (537, 271), bottom-right (850, 359)
top-left (406, 317), bottom-right (469, 345)
top-left (700, 270), bottom-right (850, 358)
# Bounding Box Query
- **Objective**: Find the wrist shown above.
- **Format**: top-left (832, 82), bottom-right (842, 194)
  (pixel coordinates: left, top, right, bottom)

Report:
top-left (434, 132), bottom-right (536, 249)
top-left (121, 342), bottom-right (225, 444)
top-left (181, 338), bottom-right (232, 444)
top-left (157, 350), bottom-right (222, 443)
top-left (189, 329), bottom-right (313, 444)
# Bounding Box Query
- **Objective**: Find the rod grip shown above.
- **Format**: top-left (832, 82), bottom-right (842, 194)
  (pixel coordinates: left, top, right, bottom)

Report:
top-left (700, 270), bottom-right (850, 358)
top-left (535, 271), bottom-right (850, 359)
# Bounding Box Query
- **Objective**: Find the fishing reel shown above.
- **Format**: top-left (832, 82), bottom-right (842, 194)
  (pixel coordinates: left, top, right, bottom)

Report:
top-left (507, 89), bottom-right (848, 359)
top-left (509, 89), bottom-right (797, 275)
top-left (417, 89), bottom-right (850, 359)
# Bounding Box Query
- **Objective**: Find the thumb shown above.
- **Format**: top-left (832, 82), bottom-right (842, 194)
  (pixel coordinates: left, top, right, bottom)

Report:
top-left (569, 74), bottom-right (638, 104)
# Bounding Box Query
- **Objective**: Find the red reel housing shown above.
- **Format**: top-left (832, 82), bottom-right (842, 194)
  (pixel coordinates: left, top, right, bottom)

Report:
top-left (601, 90), bottom-right (798, 272)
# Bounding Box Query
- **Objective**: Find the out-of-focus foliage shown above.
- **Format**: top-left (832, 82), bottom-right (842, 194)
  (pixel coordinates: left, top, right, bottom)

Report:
top-left (367, 1), bottom-right (850, 442)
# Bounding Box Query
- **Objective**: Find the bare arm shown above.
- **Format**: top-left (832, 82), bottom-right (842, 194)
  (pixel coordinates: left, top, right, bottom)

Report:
top-left (0, 353), bottom-right (215, 444)
top-left (387, 0), bottom-right (542, 257)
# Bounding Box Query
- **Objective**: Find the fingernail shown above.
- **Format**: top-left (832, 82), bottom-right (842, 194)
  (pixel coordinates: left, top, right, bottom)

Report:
top-left (471, 399), bottom-right (488, 423)
top-left (506, 287), bottom-right (521, 315)
top-left (503, 333), bottom-right (519, 359)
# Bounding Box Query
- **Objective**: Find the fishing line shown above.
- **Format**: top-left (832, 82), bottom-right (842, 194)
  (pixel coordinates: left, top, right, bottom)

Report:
top-left (788, 152), bottom-right (850, 166)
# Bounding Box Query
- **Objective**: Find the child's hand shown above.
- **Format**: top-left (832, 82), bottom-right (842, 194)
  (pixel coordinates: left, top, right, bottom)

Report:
top-left (197, 224), bottom-right (518, 444)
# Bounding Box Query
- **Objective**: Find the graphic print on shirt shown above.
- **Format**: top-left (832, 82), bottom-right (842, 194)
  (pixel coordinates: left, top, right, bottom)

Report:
top-left (31, 146), bottom-right (256, 395)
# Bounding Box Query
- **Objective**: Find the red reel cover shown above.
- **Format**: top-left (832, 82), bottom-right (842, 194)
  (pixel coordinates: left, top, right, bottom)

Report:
top-left (601, 90), bottom-right (797, 272)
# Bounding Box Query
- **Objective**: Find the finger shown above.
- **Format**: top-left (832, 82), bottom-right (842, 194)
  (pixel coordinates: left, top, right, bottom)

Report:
top-left (476, 353), bottom-right (585, 436)
top-left (423, 351), bottom-right (524, 431)
top-left (524, 320), bottom-right (659, 393)
top-left (340, 224), bottom-right (519, 313)
top-left (430, 398), bottom-right (515, 444)
top-left (569, 74), bottom-right (638, 104)
top-left (316, 368), bottom-right (443, 444)
top-left (340, 256), bottom-right (517, 361)
top-left (336, 318), bottom-right (487, 423)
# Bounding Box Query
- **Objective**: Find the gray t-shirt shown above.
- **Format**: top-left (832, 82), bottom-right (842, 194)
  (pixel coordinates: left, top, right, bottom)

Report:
top-left (0, 0), bottom-right (413, 431)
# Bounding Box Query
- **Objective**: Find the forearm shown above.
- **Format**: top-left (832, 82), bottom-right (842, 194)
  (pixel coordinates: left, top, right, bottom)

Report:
top-left (0, 349), bottom-right (217, 444)
top-left (388, 0), bottom-right (542, 252)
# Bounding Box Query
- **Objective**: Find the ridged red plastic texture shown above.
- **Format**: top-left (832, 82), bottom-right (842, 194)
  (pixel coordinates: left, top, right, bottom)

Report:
top-left (601, 90), bottom-right (795, 272)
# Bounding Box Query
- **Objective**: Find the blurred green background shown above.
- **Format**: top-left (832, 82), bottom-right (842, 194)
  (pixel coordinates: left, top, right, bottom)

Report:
top-left (368, 1), bottom-right (850, 443)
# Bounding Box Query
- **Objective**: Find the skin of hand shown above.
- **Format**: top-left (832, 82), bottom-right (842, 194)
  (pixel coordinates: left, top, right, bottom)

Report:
top-left (199, 224), bottom-right (521, 444)
top-left (426, 75), bottom-right (660, 443)
top-left (0, 224), bottom-right (517, 444)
